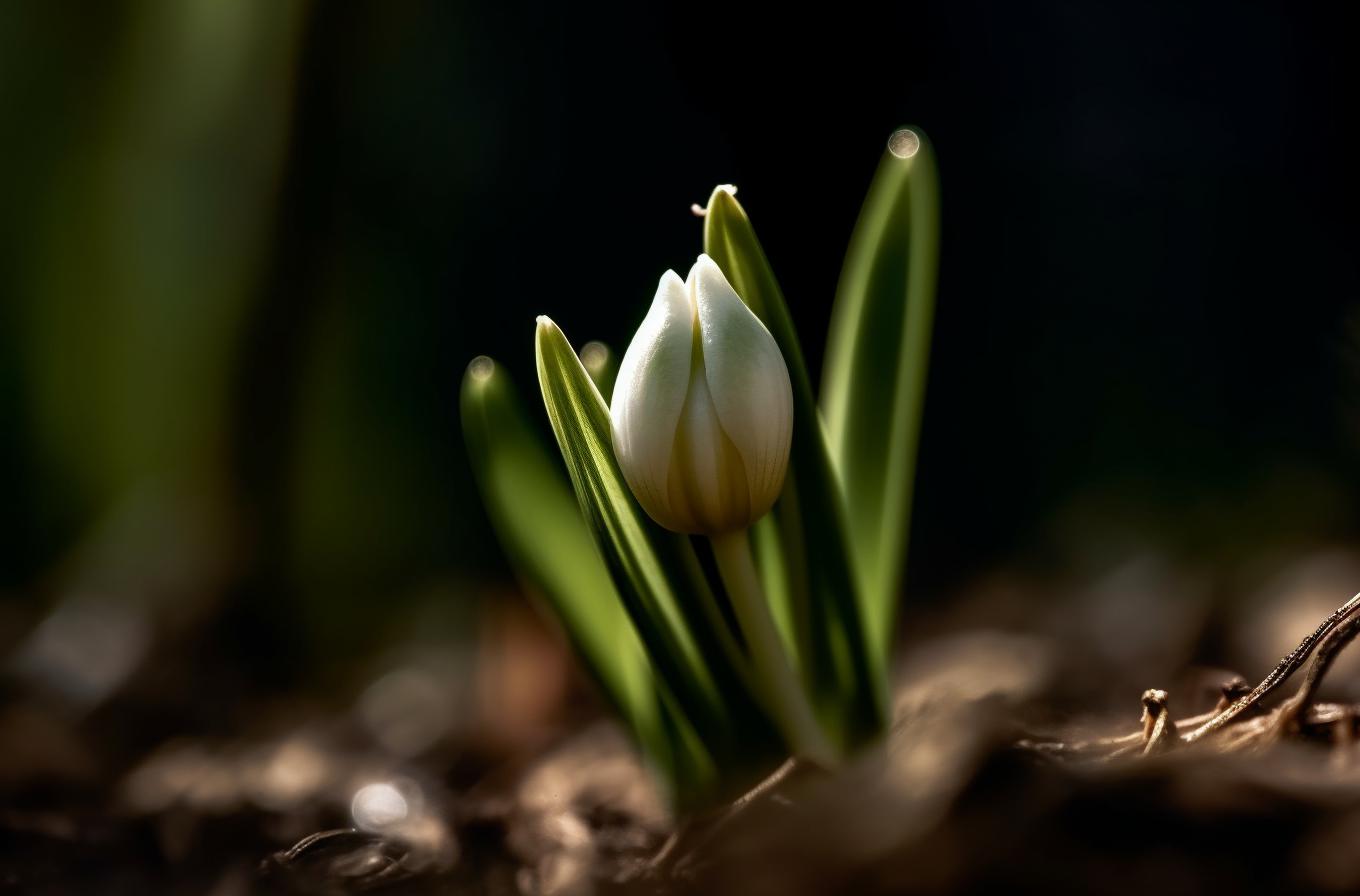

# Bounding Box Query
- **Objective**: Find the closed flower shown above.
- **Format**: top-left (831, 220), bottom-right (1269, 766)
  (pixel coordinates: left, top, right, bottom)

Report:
top-left (611, 254), bottom-right (793, 535)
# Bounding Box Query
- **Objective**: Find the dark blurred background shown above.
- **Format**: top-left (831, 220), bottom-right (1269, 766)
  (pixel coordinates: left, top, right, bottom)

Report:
top-left (2, 0), bottom-right (1359, 779)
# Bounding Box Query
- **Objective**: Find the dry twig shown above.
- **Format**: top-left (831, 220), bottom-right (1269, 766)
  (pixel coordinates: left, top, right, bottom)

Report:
top-left (1021, 591), bottom-right (1360, 762)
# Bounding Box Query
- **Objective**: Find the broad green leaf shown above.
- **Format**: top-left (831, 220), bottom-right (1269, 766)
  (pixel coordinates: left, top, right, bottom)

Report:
top-left (821, 127), bottom-right (941, 665)
top-left (535, 318), bottom-right (780, 763)
top-left (704, 189), bottom-right (885, 745)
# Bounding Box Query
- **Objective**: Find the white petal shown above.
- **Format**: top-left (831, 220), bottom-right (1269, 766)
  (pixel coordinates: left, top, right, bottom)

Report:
top-left (610, 270), bottom-right (694, 530)
top-left (665, 352), bottom-right (751, 534)
top-left (689, 254), bottom-right (793, 518)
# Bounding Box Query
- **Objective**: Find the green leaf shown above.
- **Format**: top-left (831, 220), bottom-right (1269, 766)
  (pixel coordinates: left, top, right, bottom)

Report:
top-left (534, 318), bottom-right (780, 764)
top-left (460, 360), bottom-right (654, 722)
top-left (460, 356), bottom-right (717, 799)
top-left (751, 513), bottom-right (797, 670)
top-left (821, 127), bottom-right (941, 665)
top-left (703, 188), bottom-right (885, 745)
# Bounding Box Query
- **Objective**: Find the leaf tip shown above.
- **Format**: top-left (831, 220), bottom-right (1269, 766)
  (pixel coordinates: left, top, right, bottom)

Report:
top-left (884, 127), bottom-right (936, 171)
top-left (467, 354), bottom-right (496, 383)
top-left (887, 128), bottom-right (921, 159)
top-left (535, 316), bottom-right (559, 349)
top-left (705, 184), bottom-right (744, 219)
top-left (462, 356), bottom-right (501, 410)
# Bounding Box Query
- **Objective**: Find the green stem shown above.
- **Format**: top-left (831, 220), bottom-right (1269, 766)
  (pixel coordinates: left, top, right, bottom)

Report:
top-left (710, 529), bottom-right (837, 765)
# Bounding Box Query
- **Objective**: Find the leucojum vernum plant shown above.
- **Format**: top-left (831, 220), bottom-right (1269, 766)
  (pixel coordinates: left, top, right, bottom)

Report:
top-left (461, 127), bottom-right (939, 807)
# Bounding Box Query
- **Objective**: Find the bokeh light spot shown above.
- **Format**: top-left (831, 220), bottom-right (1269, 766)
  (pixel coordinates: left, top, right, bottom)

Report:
top-left (352, 782), bottom-right (410, 831)
top-left (888, 128), bottom-right (920, 159)
top-left (468, 355), bottom-right (495, 381)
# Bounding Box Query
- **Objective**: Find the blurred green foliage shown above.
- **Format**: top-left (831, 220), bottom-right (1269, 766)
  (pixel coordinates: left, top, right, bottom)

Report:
top-left (3, 2), bottom-right (301, 529)
top-left (0, 2), bottom-right (491, 674)
top-left (4, 0), bottom-right (1355, 716)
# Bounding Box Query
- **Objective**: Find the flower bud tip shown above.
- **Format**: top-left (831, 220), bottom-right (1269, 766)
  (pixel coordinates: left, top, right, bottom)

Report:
top-left (611, 255), bottom-right (793, 535)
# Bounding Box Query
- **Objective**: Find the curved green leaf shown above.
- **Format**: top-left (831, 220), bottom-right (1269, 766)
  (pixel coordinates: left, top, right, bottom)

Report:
top-left (821, 127), bottom-right (941, 664)
top-left (461, 361), bottom-right (653, 720)
top-left (461, 356), bottom-right (716, 799)
top-left (703, 189), bottom-right (885, 745)
top-left (535, 318), bottom-right (779, 761)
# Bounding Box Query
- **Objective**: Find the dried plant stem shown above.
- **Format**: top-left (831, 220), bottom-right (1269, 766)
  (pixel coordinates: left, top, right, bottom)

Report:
top-left (1183, 590), bottom-right (1360, 744)
top-left (1140, 690), bottom-right (1178, 755)
top-left (1268, 602), bottom-right (1360, 735)
top-left (651, 758), bottom-right (806, 878)
top-left (1023, 591), bottom-right (1360, 763)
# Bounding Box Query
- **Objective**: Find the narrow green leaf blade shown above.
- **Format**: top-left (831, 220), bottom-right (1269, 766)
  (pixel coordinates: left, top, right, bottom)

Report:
top-left (534, 317), bottom-right (776, 758)
top-left (751, 513), bottom-right (797, 670)
top-left (460, 357), bottom-right (656, 728)
top-left (703, 189), bottom-right (885, 744)
top-left (821, 127), bottom-right (941, 664)
top-left (461, 355), bottom-right (718, 798)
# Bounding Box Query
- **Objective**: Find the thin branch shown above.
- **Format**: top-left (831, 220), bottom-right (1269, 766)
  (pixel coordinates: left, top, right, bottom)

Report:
top-left (1182, 590), bottom-right (1360, 743)
top-left (1286, 605), bottom-right (1360, 716)
top-left (650, 758), bottom-right (818, 881)
top-left (1020, 592), bottom-right (1360, 763)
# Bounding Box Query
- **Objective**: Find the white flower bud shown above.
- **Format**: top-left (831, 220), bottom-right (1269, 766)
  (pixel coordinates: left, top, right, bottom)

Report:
top-left (610, 254), bottom-right (793, 535)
